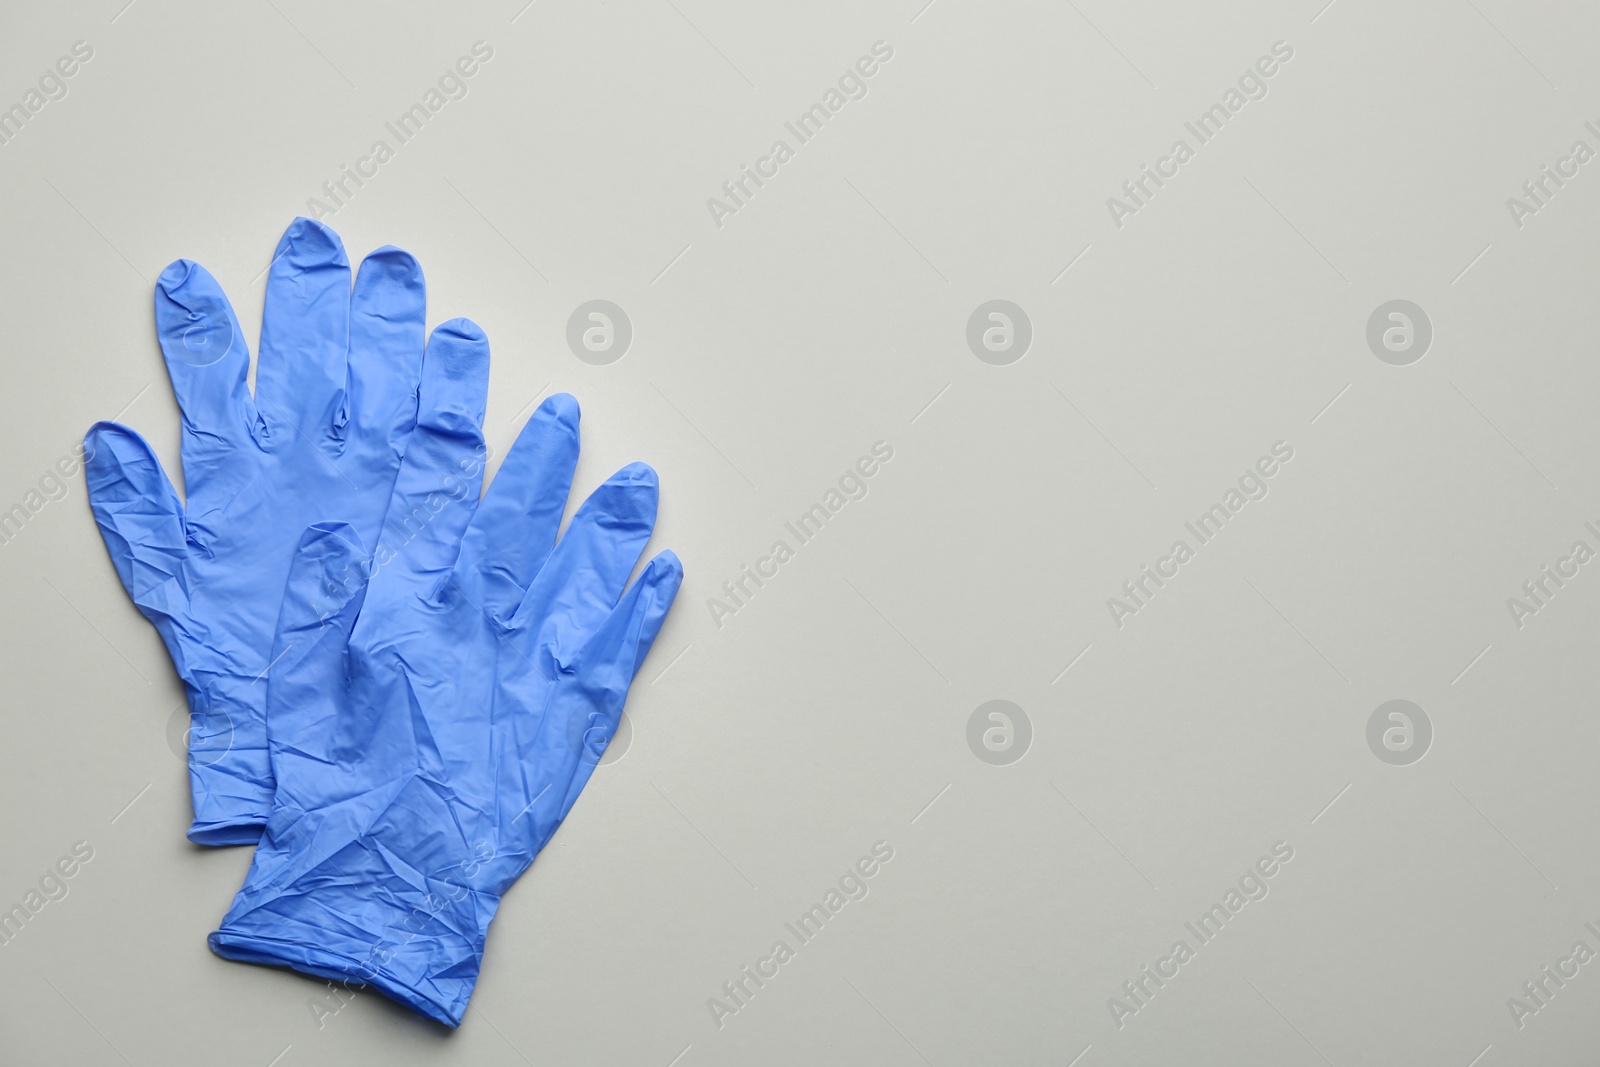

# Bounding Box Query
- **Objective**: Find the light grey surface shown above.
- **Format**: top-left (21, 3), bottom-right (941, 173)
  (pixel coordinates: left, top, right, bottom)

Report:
top-left (2, 0), bottom-right (1599, 1063)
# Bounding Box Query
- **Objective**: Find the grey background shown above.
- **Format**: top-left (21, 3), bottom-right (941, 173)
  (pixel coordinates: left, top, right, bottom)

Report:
top-left (2, 0), bottom-right (1598, 1063)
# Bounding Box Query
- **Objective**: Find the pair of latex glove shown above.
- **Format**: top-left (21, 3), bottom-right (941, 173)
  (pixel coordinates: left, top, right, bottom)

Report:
top-left (84, 218), bottom-right (681, 1026)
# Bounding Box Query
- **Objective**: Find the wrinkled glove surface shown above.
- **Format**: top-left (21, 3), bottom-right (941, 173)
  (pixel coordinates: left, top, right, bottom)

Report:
top-left (86, 218), bottom-right (439, 844)
top-left (208, 369), bottom-right (683, 1027)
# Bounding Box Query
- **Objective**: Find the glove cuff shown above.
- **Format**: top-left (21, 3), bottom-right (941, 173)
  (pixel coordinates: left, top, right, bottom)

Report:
top-left (208, 927), bottom-right (475, 1027)
top-left (184, 681), bottom-right (271, 845)
top-left (208, 813), bottom-right (497, 1027)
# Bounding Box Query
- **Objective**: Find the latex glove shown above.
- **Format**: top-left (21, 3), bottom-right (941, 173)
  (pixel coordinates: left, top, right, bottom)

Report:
top-left (208, 369), bottom-right (683, 1026)
top-left (85, 218), bottom-right (438, 844)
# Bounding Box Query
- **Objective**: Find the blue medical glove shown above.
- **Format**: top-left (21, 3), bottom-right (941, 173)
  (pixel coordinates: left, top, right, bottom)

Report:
top-left (85, 218), bottom-right (440, 844)
top-left (207, 373), bottom-right (684, 1027)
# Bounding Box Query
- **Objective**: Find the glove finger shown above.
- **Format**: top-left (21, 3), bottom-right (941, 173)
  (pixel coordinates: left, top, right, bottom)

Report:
top-left (255, 218), bottom-right (351, 442)
top-left (578, 549), bottom-right (683, 685)
top-left (84, 422), bottom-right (189, 624)
top-left (558, 550), bottom-right (682, 811)
top-left (376, 318), bottom-right (489, 591)
top-left (509, 462), bottom-right (658, 666)
top-left (452, 393), bottom-right (580, 625)
top-left (347, 245), bottom-right (425, 444)
top-left (154, 259), bottom-right (259, 503)
top-left (267, 522), bottom-right (368, 766)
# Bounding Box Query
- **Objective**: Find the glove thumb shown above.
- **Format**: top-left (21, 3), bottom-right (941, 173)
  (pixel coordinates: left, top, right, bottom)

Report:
top-left (555, 551), bottom-right (683, 820)
top-left (84, 422), bottom-right (191, 642)
top-left (577, 550), bottom-right (683, 703)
